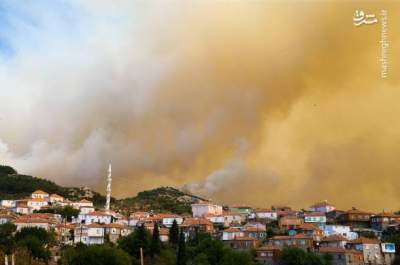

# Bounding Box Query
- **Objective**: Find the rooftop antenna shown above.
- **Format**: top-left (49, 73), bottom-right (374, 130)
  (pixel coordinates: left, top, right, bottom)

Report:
top-left (105, 163), bottom-right (112, 212)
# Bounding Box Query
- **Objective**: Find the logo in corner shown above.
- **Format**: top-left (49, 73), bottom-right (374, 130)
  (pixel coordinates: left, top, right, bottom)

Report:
top-left (353, 10), bottom-right (378, 26)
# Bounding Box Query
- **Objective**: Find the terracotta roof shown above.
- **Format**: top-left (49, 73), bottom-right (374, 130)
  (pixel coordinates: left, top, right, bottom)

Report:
top-left (182, 218), bottom-right (213, 226)
top-left (223, 227), bottom-right (241, 233)
top-left (297, 223), bottom-right (318, 230)
top-left (50, 194), bottom-right (64, 198)
top-left (28, 198), bottom-right (47, 202)
top-left (87, 211), bottom-right (112, 216)
top-left (373, 212), bottom-right (400, 218)
top-left (87, 223), bottom-right (105, 228)
top-left (32, 190), bottom-right (49, 195)
top-left (272, 233), bottom-right (312, 240)
top-left (319, 247), bottom-right (362, 254)
top-left (346, 209), bottom-right (373, 215)
top-left (232, 236), bottom-right (257, 241)
top-left (321, 235), bottom-right (347, 242)
top-left (159, 228), bottom-right (169, 236)
top-left (15, 217), bottom-right (54, 224)
top-left (78, 199), bottom-right (92, 203)
top-left (156, 213), bottom-right (181, 219)
top-left (348, 236), bottom-right (380, 244)
top-left (244, 226), bottom-right (266, 232)
top-left (104, 223), bottom-right (125, 229)
top-left (304, 212), bottom-right (325, 217)
top-left (257, 245), bottom-right (280, 251)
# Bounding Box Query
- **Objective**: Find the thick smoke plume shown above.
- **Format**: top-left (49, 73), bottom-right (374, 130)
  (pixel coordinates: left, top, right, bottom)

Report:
top-left (1, 1), bottom-right (400, 210)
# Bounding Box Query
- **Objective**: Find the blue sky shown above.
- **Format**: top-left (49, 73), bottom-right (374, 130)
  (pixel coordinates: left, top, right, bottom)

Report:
top-left (0, 0), bottom-right (87, 60)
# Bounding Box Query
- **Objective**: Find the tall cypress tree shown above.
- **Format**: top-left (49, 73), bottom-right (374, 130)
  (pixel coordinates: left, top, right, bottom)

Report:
top-left (169, 220), bottom-right (179, 246)
top-left (176, 230), bottom-right (186, 265)
top-left (150, 222), bottom-right (161, 256)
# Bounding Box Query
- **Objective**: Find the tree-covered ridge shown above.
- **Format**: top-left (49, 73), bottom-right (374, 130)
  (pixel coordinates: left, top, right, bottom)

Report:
top-left (0, 165), bottom-right (205, 214)
top-left (114, 186), bottom-right (207, 215)
top-left (0, 166), bottom-right (67, 199)
top-left (0, 165), bottom-right (106, 205)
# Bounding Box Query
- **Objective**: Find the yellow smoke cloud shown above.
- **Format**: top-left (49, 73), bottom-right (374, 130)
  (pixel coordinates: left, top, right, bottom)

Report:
top-left (2, 1), bottom-right (399, 211)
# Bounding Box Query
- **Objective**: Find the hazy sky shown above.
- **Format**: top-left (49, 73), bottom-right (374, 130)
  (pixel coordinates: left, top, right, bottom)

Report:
top-left (1, 1), bottom-right (399, 211)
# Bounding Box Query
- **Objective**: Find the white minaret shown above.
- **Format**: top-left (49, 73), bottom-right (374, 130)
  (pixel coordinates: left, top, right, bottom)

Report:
top-left (105, 163), bottom-right (112, 212)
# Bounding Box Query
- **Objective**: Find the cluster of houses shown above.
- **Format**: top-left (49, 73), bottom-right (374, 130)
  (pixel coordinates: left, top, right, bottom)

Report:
top-left (0, 192), bottom-right (399, 265)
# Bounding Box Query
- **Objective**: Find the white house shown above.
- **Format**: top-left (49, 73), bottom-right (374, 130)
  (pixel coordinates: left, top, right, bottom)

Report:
top-left (254, 208), bottom-right (278, 220)
top-left (205, 212), bottom-right (242, 227)
top-left (128, 212), bottom-right (150, 227)
top-left (74, 223), bottom-right (105, 245)
top-left (191, 203), bottom-right (223, 218)
top-left (31, 190), bottom-right (49, 200)
top-left (49, 194), bottom-right (64, 204)
top-left (78, 211), bottom-right (113, 224)
top-left (104, 223), bottom-right (132, 243)
top-left (304, 212), bottom-right (326, 224)
top-left (72, 199), bottom-right (94, 209)
top-left (14, 200), bottom-right (29, 215)
top-left (0, 214), bottom-right (15, 224)
top-left (79, 206), bottom-right (95, 215)
top-left (159, 214), bottom-right (184, 227)
top-left (323, 224), bottom-right (358, 240)
top-left (222, 227), bottom-right (244, 241)
top-left (14, 217), bottom-right (54, 231)
top-left (0, 200), bottom-right (16, 208)
top-left (27, 198), bottom-right (48, 211)
top-left (309, 201), bottom-right (335, 213)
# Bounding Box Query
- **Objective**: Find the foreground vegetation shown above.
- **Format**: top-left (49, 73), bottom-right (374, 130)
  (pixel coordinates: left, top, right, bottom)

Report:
top-left (59, 221), bottom-right (255, 265)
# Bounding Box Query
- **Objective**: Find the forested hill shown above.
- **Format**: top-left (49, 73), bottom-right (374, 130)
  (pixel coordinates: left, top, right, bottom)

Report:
top-left (0, 165), bottom-right (207, 214)
top-left (113, 186), bottom-right (208, 215)
top-left (0, 165), bottom-right (106, 206)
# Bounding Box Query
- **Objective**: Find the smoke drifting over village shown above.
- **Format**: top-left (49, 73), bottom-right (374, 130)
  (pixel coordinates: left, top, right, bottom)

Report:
top-left (1, 1), bottom-right (400, 210)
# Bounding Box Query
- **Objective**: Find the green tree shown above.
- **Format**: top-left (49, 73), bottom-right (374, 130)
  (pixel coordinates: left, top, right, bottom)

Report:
top-left (0, 222), bottom-right (17, 265)
top-left (220, 249), bottom-right (254, 265)
top-left (151, 223), bottom-right (161, 256)
top-left (280, 248), bottom-right (326, 265)
top-left (176, 230), bottom-right (186, 265)
top-left (169, 220), bottom-right (179, 246)
top-left (15, 227), bottom-right (54, 265)
top-left (192, 253), bottom-right (210, 265)
top-left (59, 206), bottom-right (80, 222)
top-left (61, 245), bottom-right (132, 265)
top-left (0, 165), bottom-right (17, 175)
top-left (193, 237), bottom-right (225, 265)
top-left (118, 224), bottom-right (150, 259)
top-left (280, 248), bottom-right (307, 265)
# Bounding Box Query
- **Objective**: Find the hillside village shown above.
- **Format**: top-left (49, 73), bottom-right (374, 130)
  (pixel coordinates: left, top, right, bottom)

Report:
top-left (1, 185), bottom-right (400, 265)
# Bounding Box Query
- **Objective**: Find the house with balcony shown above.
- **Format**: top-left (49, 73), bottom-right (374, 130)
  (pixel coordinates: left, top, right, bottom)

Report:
top-left (318, 247), bottom-right (363, 265)
top-left (337, 209), bottom-right (373, 229)
top-left (269, 234), bottom-right (314, 252)
top-left (304, 212), bottom-right (326, 226)
top-left (74, 223), bottom-right (105, 245)
top-left (370, 212), bottom-right (400, 231)
top-left (191, 203), bottom-right (223, 217)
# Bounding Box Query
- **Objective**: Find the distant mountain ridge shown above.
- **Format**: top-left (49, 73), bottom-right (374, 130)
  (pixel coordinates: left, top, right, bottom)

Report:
top-left (0, 165), bottom-right (206, 214)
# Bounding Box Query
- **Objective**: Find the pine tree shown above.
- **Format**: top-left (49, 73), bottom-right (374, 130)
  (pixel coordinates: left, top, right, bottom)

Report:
top-left (176, 230), bottom-right (186, 265)
top-left (169, 220), bottom-right (179, 246)
top-left (150, 223), bottom-right (161, 256)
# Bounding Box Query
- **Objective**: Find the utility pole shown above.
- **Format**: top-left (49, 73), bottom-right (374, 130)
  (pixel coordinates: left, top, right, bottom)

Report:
top-left (140, 247), bottom-right (144, 265)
